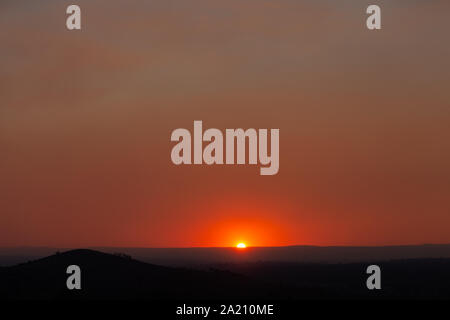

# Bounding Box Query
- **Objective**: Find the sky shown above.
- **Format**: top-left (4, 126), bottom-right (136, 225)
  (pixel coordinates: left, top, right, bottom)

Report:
top-left (1, 0), bottom-right (449, 247)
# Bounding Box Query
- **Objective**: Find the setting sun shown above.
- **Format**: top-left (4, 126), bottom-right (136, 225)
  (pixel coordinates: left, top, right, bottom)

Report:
top-left (236, 243), bottom-right (246, 248)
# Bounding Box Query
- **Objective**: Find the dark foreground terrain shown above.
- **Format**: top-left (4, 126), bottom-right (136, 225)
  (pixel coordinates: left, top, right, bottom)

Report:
top-left (1, 249), bottom-right (449, 300)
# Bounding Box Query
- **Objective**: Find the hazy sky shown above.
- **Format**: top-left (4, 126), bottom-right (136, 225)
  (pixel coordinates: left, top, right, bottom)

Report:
top-left (1, 0), bottom-right (449, 247)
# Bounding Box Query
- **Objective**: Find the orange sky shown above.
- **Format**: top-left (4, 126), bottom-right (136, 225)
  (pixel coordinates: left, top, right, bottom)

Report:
top-left (1, 0), bottom-right (450, 247)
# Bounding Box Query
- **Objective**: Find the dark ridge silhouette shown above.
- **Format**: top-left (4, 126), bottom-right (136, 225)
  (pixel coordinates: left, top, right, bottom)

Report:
top-left (213, 259), bottom-right (450, 299)
top-left (0, 249), bottom-right (277, 300)
top-left (1, 249), bottom-right (450, 300)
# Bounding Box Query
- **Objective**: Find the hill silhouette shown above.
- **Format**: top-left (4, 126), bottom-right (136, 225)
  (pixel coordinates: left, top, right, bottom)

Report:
top-left (1, 249), bottom-right (450, 300)
top-left (0, 249), bottom-right (275, 300)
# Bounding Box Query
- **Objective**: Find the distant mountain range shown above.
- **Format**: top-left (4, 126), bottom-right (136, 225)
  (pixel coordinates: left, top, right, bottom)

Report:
top-left (97, 244), bottom-right (450, 267)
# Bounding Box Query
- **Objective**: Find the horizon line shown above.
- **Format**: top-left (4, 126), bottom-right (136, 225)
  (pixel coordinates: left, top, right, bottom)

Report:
top-left (2, 243), bottom-right (450, 250)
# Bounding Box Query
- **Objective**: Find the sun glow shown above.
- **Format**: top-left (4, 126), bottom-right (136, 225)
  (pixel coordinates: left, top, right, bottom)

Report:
top-left (236, 243), bottom-right (246, 248)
